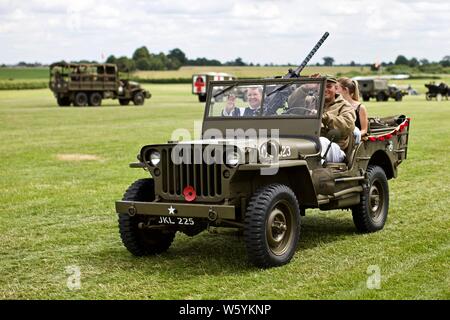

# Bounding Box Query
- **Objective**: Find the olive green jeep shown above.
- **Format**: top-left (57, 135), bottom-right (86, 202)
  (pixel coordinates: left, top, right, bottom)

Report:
top-left (115, 76), bottom-right (410, 268)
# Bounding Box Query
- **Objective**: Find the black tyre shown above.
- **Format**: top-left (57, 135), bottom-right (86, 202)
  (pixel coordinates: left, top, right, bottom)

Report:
top-left (89, 92), bottom-right (102, 106)
top-left (133, 92), bottom-right (145, 105)
top-left (352, 165), bottom-right (389, 233)
top-left (244, 184), bottom-right (301, 268)
top-left (119, 99), bottom-right (130, 106)
top-left (395, 92), bottom-right (403, 101)
top-left (376, 92), bottom-right (386, 102)
top-left (74, 92), bottom-right (88, 106)
top-left (198, 94), bottom-right (207, 102)
top-left (362, 95), bottom-right (370, 102)
top-left (119, 179), bottom-right (175, 256)
top-left (57, 97), bottom-right (71, 107)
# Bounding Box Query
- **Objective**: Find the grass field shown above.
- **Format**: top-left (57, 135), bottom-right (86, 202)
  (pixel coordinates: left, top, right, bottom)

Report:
top-left (0, 83), bottom-right (449, 300)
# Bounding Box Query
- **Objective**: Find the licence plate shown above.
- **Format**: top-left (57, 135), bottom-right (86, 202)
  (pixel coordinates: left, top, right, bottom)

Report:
top-left (157, 216), bottom-right (195, 226)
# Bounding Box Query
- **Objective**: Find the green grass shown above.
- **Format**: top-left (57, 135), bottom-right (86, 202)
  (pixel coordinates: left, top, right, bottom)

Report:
top-left (0, 83), bottom-right (449, 300)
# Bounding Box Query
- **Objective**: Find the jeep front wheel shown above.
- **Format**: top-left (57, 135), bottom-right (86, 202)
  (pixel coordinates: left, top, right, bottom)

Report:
top-left (244, 184), bottom-right (301, 268)
top-left (118, 179), bottom-right (175, 256)
top-left (352, 165), bottom-right (389, 233)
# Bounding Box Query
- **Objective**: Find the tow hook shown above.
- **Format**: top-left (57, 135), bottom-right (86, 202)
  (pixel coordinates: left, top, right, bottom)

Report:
top-left (128, 205), bottom-right (137, 217)
top-left (208, 207), bottom-right (218, 221)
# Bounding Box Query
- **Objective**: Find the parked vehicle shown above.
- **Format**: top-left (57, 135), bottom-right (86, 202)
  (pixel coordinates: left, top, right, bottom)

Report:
top-left (49, 62), bottom-right (151, 107)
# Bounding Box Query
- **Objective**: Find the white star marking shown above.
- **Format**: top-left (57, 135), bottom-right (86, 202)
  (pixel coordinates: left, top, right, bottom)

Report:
top-left (168, 206), bottom-right (176, 215)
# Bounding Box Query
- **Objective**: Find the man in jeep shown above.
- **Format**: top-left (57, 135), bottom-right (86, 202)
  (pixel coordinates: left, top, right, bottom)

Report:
top-left (221, 86), bottom-right (263, 117)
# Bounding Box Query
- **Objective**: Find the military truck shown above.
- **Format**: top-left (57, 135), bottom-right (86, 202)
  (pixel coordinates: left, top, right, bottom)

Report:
top-left (115, 34), bottom-right (410, 268)
top-left (192, 72), bottom-right (236, 102)
top-left (358, 78), bottom-right (405, 102)
top-left (49, 62), bottom-right (151, 107)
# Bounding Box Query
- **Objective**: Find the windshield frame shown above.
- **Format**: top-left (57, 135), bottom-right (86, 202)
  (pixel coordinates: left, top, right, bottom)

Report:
top-left (204, 77), bottom-right (326, 121)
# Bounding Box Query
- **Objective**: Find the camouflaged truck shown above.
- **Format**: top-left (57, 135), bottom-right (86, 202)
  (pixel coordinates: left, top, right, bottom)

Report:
top-left (115, 76), bottom-right (410, 268)
top-left (49, 62), bottom-right (151, 107)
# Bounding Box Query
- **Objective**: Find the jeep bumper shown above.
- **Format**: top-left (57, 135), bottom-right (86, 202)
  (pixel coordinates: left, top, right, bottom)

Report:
top-left (115, 200), bottom-right (235, 220)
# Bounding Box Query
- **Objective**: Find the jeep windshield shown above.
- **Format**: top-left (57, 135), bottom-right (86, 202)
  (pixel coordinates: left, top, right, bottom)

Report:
top-left (206, 79), bottom-right (324, 119)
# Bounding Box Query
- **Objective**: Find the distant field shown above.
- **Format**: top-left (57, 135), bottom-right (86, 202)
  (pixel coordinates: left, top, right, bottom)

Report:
top-left (0, 84), bottom-right (449, 299)
top-left (0, 67), bottom-right (48, 80)
top-left (134, 66), bottom-right (371, 79)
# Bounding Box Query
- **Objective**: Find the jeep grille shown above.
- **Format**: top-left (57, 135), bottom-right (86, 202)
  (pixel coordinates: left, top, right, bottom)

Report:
top-left (159, 147), bottom-right (224, 201)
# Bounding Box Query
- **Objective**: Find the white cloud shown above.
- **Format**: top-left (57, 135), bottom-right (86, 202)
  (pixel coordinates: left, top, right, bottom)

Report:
top-left (0, 0), bottom-right (448, 64)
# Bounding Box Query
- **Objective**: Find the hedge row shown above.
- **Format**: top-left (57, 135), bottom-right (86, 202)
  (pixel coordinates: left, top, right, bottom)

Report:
top-left (0, 81), bottom-right (48, 90)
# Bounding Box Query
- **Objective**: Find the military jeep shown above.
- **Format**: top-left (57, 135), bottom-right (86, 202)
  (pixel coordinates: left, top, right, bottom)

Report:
top-left (115, 76), bottom-right (410, 268)
top-left (358, 78), bottom-right (405, 102)
top-left (49, 62), bottom-right (151, 107)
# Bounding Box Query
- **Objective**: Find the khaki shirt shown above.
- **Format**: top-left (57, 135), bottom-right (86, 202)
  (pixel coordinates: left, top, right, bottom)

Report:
top-left (321, 94), bottom-right (356, 150)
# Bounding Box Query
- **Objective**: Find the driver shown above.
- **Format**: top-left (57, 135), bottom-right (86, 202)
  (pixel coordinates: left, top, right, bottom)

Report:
top-left (221, 86), bottom-right (263, 117)
top-left (243, 86), bottom-right (263, 116)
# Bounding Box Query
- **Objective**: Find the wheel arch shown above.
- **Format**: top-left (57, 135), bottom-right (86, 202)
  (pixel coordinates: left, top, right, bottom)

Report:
top-left (367, 150), bottom-right (395, 179)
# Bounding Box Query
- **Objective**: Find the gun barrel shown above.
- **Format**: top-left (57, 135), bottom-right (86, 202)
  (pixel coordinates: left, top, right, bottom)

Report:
top-left (289, 32), bottom-right (330, 77)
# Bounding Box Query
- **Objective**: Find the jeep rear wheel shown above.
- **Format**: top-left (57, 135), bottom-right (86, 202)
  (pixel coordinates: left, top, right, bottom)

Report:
top-left (352, 165), bottom-right (389, 233)
top-left (244, 184), bottom-right (301, 268)
top-left (119, 179), bottom-right (175, 256)
top-left (133, 92), bottom-right (145, 105)
top-left (74, 92), bottom-right (88, 106)
top-left (395, 92), bottom-right (403, 101)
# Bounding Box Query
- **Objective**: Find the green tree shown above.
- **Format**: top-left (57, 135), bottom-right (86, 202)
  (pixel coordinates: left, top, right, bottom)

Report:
top-left (439, 56), bottom-right (450, 67)
top-left (408, 57), bottom-right (420, 68)
top-left (116, 56), bottom-right (136, 72)
top-left (168, 48), bottom-right (187, 65)
top-left (322, 56), bottom-right (334, 66)
top-left (135, 58), bottom-right (152, 70)
top-left (106, 55), bottom-right (116, 64)
top-left (394, 55), bottom-right (409, 65)
top-left (132, 46), bottom-right (151, 61)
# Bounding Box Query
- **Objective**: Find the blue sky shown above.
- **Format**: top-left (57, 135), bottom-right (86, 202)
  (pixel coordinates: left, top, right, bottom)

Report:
top-left (0, 0), bottom-right (449, 65)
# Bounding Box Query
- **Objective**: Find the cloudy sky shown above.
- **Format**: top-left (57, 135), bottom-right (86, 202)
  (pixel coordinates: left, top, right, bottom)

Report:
top-left (0, 0), bottom-right (449, 65)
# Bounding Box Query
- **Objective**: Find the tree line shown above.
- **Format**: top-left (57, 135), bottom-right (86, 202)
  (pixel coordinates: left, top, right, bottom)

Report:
top-left (105, 47), bottom-right (249, 72)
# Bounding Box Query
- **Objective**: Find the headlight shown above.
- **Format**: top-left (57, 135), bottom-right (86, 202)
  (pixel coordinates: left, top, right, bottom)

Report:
top-left (226, 151), bottom-right (240, 167)
top-left (149, 150), bottom-right (161, 166)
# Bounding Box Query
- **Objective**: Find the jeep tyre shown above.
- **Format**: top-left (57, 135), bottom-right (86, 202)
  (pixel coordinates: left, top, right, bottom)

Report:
top-left (244, 184), bottom-right (301, 268)
top-left (395, 91), bottom-right (403, 102)
top-left (119, 179), bottom-right (175, 256)
top-left (74, 92), bottom-right (88, 106)
top-left (352, 165), bottom-right (389, 233)
top-left (89, 92), bottom-right (102, 106)
top-left (133, 92), bottom-right (145, 105)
